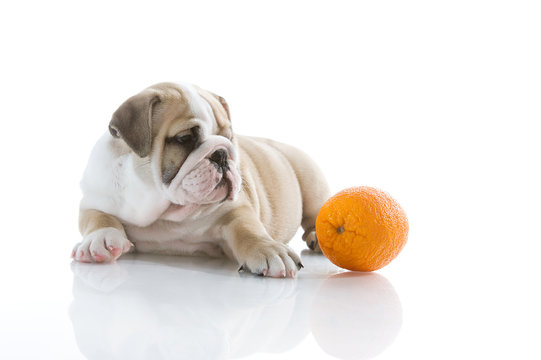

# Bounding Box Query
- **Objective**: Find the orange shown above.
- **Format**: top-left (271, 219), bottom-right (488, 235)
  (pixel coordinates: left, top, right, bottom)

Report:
top-left (315, 186), bottom-right (408, 271)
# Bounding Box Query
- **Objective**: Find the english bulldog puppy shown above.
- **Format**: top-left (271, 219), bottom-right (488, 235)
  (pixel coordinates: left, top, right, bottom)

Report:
top-left (73, 82), bottom-right (330, 277)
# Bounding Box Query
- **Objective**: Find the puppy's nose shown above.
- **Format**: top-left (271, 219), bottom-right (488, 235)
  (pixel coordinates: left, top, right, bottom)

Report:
top-left (210, 149), bottom-right (228, 167)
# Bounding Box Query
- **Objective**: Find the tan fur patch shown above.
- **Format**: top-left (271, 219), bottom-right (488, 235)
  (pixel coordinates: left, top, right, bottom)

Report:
top-left (195, 87), bottom-right (233, 139)
top-left (79, 209), bottom-right (125, 236)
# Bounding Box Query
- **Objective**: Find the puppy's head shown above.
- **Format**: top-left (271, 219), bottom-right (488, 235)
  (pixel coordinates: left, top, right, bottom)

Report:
top-left (109, 82), bottom-right (241, 206)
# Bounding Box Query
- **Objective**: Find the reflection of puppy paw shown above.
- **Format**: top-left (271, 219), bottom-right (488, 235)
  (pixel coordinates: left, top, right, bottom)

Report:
top-left (239, 242), bottom-right (303, 278)
top-left (72, 227), bottom-right (133, 263)
top-left (302, 229), bottom-right (322, 252)
top-left (71, 261), bottom-right (129, 292)
top-left (300, 249), bottom-right (343, 275)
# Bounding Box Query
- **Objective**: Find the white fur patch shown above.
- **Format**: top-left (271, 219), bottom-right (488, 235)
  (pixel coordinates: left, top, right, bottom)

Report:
top-left (176, 82), bottom-right (217, 134)
top-left (80, 133), bottom-right (171, 227)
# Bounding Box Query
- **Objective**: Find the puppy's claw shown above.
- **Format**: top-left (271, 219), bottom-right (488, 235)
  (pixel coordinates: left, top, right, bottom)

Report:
top-left (238, 265), bottom-right (246, 272)
top-left (297, 262), bottom-right (304, 270)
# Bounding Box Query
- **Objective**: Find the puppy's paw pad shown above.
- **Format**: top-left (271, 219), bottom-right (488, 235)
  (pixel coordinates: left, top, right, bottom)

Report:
top-left (107, 246), bottom-right (122, 258)
top-left (76, 250), bottom-right (92, 263)
top-left (91, 251), bottom-right (108, 263)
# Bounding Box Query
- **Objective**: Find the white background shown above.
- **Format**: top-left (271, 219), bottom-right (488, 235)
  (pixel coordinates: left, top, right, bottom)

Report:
top-left (1, 1), bottom-right (540, 359)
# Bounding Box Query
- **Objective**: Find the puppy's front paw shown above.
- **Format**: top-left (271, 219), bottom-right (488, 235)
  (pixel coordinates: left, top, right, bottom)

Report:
top-left (72, 227), bottom-right (133, 263)
top-left (239, 242), bottom-right (303, 278)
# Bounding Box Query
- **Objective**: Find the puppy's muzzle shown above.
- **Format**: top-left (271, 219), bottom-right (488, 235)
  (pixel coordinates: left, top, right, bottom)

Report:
top-left (163, 136), bottom-right (241, 205)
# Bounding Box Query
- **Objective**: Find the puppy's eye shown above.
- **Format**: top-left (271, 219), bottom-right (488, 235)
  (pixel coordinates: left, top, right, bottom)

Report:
top-left (175, 134), bottom-right (193, 144)
top-left (170, 126), bottom-right (199, 146)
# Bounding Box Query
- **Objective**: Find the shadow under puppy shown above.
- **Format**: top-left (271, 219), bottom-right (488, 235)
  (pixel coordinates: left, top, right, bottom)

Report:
top-left (73, 82), bottom-right (330, 277)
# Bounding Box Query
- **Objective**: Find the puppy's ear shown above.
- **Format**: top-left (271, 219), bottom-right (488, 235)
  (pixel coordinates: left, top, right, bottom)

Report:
top-left (196, 87), bottom-right (233, 138)
top-left (214, 94), bottom-right (230, 121)
top-left (109, 90), bottom-right (161, 158)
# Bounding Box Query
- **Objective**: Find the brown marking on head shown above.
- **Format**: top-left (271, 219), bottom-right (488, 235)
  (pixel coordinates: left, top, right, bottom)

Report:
top-left (109, 82), bottom-right (234, 184)
top-left (109, 89), bottom-right (161, 158)
top-left (195, 86), bottom-right (233, 140)
top-left (108, 83), bottom-right (193, 158)
top-left (160, 126), bottom-right (201, 184)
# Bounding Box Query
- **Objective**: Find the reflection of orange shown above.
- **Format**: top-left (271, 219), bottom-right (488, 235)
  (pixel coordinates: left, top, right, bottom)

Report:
top-left (316, 186), bottom-right (408, 271)
top-left (311, 272), bottom-right (402, 360)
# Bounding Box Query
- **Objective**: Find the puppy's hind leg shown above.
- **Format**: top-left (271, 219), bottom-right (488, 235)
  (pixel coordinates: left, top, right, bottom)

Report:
top-left (299, 169), bottom-right (330, 253)
top-left (272, 143), bottom-right (331, 252)
top-left (258, 139), bottom-right (331, 252)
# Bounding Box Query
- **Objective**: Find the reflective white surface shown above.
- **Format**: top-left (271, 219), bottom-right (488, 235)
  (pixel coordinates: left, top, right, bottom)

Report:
top-left (1, 0), bottom-right (540, 359)
top-left (68, 250), bottom-right (402, 360)
top-left (3, 229), bottom-right (540, 359)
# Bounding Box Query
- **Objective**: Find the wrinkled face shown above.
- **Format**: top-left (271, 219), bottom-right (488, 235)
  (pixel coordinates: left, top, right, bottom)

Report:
top-left (109, 82), bottom-right (242, 206)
